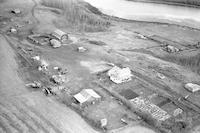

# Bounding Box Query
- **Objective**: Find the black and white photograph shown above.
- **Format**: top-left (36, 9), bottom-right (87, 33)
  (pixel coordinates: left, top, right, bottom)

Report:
top-left (0, 0), bottom-right (200, 133)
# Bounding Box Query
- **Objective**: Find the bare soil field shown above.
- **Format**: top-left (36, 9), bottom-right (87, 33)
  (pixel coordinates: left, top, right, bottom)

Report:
top-left (0, 35), bottom-right (99, 133)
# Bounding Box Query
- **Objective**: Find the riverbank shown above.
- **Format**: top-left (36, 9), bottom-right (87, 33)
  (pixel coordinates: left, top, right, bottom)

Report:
top-left (84, 0), bottom-right (200, 30)
top-left (127, 0), bottom-right (200, 8)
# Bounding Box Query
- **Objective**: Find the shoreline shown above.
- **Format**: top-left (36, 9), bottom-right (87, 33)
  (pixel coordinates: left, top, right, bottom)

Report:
top-left (108, 15), bottom-right (200, 31)
top-left (126, 0), bottom-right (200, 8)
top-left (82, 1), bottom-right (200, 31)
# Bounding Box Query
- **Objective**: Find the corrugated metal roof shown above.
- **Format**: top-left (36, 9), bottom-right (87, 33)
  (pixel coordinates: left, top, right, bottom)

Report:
top-left (74, 89), bottom-right (101, 104)
top-left (85, 89), bottom-right (101, 98)
top-left (185, 83), bottom-right (200, 92)
top-left (52, 29), bottom-right (68, 40)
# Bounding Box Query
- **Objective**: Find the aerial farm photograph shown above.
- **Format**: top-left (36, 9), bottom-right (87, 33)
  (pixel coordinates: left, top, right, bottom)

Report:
top-left (1, 0), bottom-right (200, 133)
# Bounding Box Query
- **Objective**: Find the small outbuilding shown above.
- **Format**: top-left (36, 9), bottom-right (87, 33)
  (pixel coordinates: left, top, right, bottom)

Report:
top-left (10, 28), bottom-right (17, 34)
top-left (11, 9), bottom-right (21, 14)
top-left (184, 83), bottom-right (200, 93)
top-left (50, 39), bottom-right (62, 48)
top-left (77, 47), bottom-right (87, 52)
top-left (73, 89), bottom-right (101, 104)
top-left (51, 29), bottom-right (68, 42)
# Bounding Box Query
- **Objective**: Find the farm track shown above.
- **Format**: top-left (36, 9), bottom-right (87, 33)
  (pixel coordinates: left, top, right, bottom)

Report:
top-left (31, 0), bottom-right (40, 24)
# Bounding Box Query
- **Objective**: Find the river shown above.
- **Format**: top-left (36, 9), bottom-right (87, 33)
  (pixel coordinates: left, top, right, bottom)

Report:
top-left (84, 0), bottom-right (200, 29)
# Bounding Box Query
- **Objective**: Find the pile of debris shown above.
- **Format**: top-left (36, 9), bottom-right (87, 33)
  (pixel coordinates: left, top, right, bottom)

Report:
top-left (77, 47), bottom-right (87, 53)
top-left (107, 66), bottom-right (132, 84)
top-left (43, 85), bottom-right (66, 95)
top-left (31, 55), bottom-right (40, 61)
top-left (54, 66), bottom-right (68, 75)
top-left (28, 34), bottom-right (50, 46)
top-left (137, 33), bottom-right (147, 40)
top-left (26, 81), bottom-right (41, 88)
top-left (31, 55), bottom-right (49, 71)
top-left (51, 75), bottom-right (66, 84)
top-left (50, 39), bottom-right (62, 48)
top-left (38, 60), bottom-right (49, 71)
top-left (165, 45), bottom-right (179, 53)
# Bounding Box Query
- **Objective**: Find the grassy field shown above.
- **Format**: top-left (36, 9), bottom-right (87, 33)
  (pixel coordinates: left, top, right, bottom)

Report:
top-left (41, 0), bottom-right (110, 32)
top-left (163, 53), bottom-right (200, 75)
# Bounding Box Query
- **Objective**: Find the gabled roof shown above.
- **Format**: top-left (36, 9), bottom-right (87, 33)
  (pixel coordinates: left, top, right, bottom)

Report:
top-left (54, 29), bottom-right (67, 36)
top-left (52, 29), bottom-right (68, 40)
top-left (74, 89), bottom-right (101, 104)
top-left (185, 83), bottom-right (200, 92)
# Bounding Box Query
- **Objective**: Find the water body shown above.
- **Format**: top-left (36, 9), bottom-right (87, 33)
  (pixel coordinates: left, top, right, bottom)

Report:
top-left (84, 0), bottom-right (200, 28)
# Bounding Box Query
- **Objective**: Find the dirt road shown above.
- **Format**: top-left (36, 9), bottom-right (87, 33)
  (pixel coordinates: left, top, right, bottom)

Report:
top-left (0, 34), bottom-right (98, 133)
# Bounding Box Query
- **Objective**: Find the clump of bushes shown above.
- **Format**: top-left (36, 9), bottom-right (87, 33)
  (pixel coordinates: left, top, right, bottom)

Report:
top-left (41, 0), bottom-right (110, 32)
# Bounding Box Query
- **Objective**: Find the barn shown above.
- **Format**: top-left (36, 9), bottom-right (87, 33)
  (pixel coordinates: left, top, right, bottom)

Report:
top-left (51, 29), bottom-right (68, 42)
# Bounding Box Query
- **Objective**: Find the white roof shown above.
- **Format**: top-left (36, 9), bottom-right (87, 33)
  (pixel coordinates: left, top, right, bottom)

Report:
top-left (185, 83), bottom-right (200, 92)
top-left (12, 9), bottom-right (21, 14)
top-left (74, 89), bottom-right (101, 104)
top-left (85, 89), bottom-right (101, 98)
top-left (108, 66), bottom-right (132, 84)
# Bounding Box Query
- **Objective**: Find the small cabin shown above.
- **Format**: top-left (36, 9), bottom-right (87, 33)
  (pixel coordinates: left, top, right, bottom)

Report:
top-left (51, 29), bottom-right (68, 43)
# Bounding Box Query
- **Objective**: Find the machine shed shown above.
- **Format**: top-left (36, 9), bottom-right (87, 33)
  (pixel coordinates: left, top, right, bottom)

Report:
top-left (51, 29), bottom-right (68, 42)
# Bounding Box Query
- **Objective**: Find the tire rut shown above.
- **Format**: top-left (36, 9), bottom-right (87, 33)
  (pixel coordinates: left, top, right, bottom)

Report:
top-left (0, 99), bottom-right (61, 133)
top-left (0, 105), bottom-right (28, 133)
top-left (12, 100), bottom-right (61, 133)
top-left (0, 120), bottom-right (7, 133)
top-left (21, 101), bottom-right (63, 133)
top-left (0, 115), bottom-right (19, 133)
top-left (0, 102), bottom-right (39, 133)
top-left (0, 126), bottom-right (6, 133)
